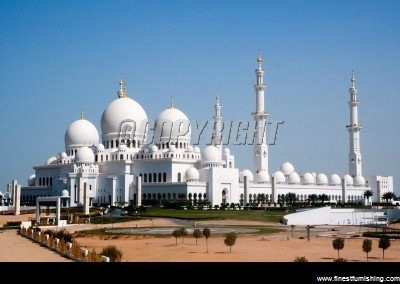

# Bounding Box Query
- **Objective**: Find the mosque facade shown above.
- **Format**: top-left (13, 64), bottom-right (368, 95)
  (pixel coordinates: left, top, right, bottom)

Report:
top-left (13, 55), bottom-right (393, 208)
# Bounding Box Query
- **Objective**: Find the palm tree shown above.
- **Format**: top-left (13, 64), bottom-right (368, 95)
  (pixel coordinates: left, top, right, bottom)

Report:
top-left (318, 194), bottom-right (329, 205)
top-left (362, 239), bottom-right (372, 261)
top-left (382, 192), bottom-right (396, 204)
top-left (203, 227), bottom-right (211, 253)
top-left (308, 194), bottom-right (318, 207)
top-left (363, 190), bottom-right (373, 206)
top-left (332, 237), bottom-right (345, 260)
top-left (378, 237), bottom-right (391, 259)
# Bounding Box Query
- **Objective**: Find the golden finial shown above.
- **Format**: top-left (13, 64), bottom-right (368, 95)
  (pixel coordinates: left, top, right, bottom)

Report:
top-left (80, 110), bottom-right (84, 119)
top-left (351, 71), bottom-right (356, 84)
top-left (257, 49), bottom-right (263, 63)
top-left (216, 89), bottom-right (220, 103)
top-left (118, 75), bottom-right (127, 98)
top-left (170, 97), bottom-right (174, 108)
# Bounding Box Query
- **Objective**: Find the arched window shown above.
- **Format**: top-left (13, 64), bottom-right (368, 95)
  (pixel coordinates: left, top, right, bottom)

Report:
top-left (222, 189), bottom-right (227, 204)
top-left (153, 173), bottom-right (157, 182)
top-left (163, 173), bottom-right (167, 182)
top-left (144, 173), bottom-right (148, 183)
top-left (177, 172), bottom-right (182, 182)
top-left (149, 173), bottom-right (152, 183)
top-left (120, 154), bottom-right (124, 160)
top-left (158, 173), bottom-right (162, 182)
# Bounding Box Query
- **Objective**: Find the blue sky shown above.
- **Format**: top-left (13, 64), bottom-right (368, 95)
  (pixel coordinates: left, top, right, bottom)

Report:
top-left (0, 0), bottom-right (399, 194)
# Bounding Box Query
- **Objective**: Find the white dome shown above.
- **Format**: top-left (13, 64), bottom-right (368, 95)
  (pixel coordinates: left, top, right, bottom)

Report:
top-left (256, 170), bottom-right (270, 183)
top-left (354, 175), bottom-right (366, 186)
top-left (46, 155), bottom-right (57, 165)
top-left (202, 145), bottom-right (221, 163)
top-left (329, 174), bottom-right (341, 185)
top-left (223, 148), bottom-right (230, 155)
top-left (185, 167), bottom-right (199, 181)
top-left (239, 169), bottom-right (254, 182)
top-left (154, 104), bottom-right (191, 145)
top-left (288, 171), bottom-right (300, 184)
top-left (61, 189), bottom-right (69, 197)
top-left (316, 173), bottom-right (328, 185)
top-left (280, 162), bottom-right (295, 175)
top-left (344, 174), bottom-right (353, 186)
top-left (28, 174), bottom-right (36, 186)
top-left (273, 171), bottom-right (285, 183)
top-left (302, 172), bottom-right (315, 185)
top-left (97, 144), bottom-right (105, 152)
top-left (60, 152), bottom-right (67, 159)
top-left (65, 117), bottom-right (99, 149)
top-left (193, 146), bottom-right (201, 153)
top-left (101, 97), bottom-right (148, 136)
top-left (75, 146), bottom-right (95, 164)
top-left (151, 145), bottom-right (159, 152)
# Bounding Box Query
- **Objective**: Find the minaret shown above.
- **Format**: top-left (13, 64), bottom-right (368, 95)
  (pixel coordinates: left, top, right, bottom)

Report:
top-left (252, 51), bottom-right (269, 176)
top-left (347, 72), bottom-right (362, 177)
top-left (213, 92), bottom-right (222, 149)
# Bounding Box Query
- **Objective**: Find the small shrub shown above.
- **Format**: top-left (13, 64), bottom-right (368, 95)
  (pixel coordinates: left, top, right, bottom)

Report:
top-left (101, 245), bottom-right (123, 262)
top-left (333, 258), bottom-right (348, 262)
top-left (294, 256), bottom-right (308, 262)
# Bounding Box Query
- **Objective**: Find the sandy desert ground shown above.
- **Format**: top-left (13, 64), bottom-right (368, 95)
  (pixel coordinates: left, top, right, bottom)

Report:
top-left (1, 212), bottom-right (400, 264)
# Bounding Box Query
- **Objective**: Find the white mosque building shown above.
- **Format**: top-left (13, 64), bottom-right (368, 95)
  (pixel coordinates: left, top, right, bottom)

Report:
top-left (11, 54), bottom-right (393, 209)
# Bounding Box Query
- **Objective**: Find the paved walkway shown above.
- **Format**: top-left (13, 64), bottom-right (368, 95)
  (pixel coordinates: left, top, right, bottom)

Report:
top-left (0, 229), bottom-right (73, 262)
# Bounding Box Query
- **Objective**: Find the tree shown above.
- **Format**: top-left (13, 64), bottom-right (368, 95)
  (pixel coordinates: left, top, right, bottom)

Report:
top-left (101, 245), bottom-right (123, 262)
top-left (308, 194), bottom-right (318, 207)
top-left (363, 190), bottom-right (373, 206)
top-left (382, 192), bottom-right (396, 204)
top-left (179, 227), bottom-right (188, 244)
top-left (378, 237), bottom-right (391, 259)
top-left (362, 239), bottom-right (372, 261)
top-left (193, 228), bottom-right (202, 245)
top-left (332, 237), bottom-right (345, 260)
top-left (285, 192), bottom-right (297, 210)
top-left (172, 229), bottom-right (181, 246)
top-left (203, 227), bottom-right (211, 253)
top-left (318, 194), bottom-right (329, 205)
top-left (224, 231), bottom-right (237, 253)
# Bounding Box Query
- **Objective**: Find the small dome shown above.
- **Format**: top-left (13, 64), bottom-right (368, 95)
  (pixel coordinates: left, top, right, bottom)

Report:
top-left (193, 146), bottom-right (201, 153)
top-left (354, 175), bottom-right (366, 186)
top-left (316, 173), bottom-right (328, 185)
top-left (28, 174), bottom-right (36, 186)
top-left (344, 174), bottom-right (353, 186)
top-left (185, 166), bottom-right (199, 181)
top-left (202, 145), bottom-right (221, 163)
top-left (65, 117), bottom-right (99, 149)
top-left (223, 148), bottom-right (231, 155)
top-left (273, 171), bottom-right (285, 183)
top-left (46, 155), bottom-right (57, 165)
top-left (75, 146), bottom-right (95, 164)
top-left (280, 162), bottom-right (295, 175)
top-left (151, 145), bottom-right (158, 152)
top-left (60, 152), bottom-right (67, 159)
top-left (97, 144), bottom-right (105, 152)
top-left (302, 172), bottom-right (315, 185)
top-left (329, 174), bottom-right (341, 185)
top-left (239, 169), bottom-right (254, 182)
top-left (61, 189), bottom-right (69, 197)
top-left (256, 170), bottom-right (270, 183)
top-left (288, 171), bottom-right (300, 184)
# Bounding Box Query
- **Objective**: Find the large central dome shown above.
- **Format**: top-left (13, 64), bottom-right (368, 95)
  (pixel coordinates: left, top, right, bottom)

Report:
top-left (100, 78), bottom-right (148, 137)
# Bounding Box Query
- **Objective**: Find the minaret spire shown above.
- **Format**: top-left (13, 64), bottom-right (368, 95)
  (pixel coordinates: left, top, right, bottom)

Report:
top-left (213, 90), bottom-right (223, 148)
top-left (252, 51), bottom-right (269, 179)
top-left (347, 71), bottom-right (363, 177)
top-left (117, 75), bottom-right (127, 98)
